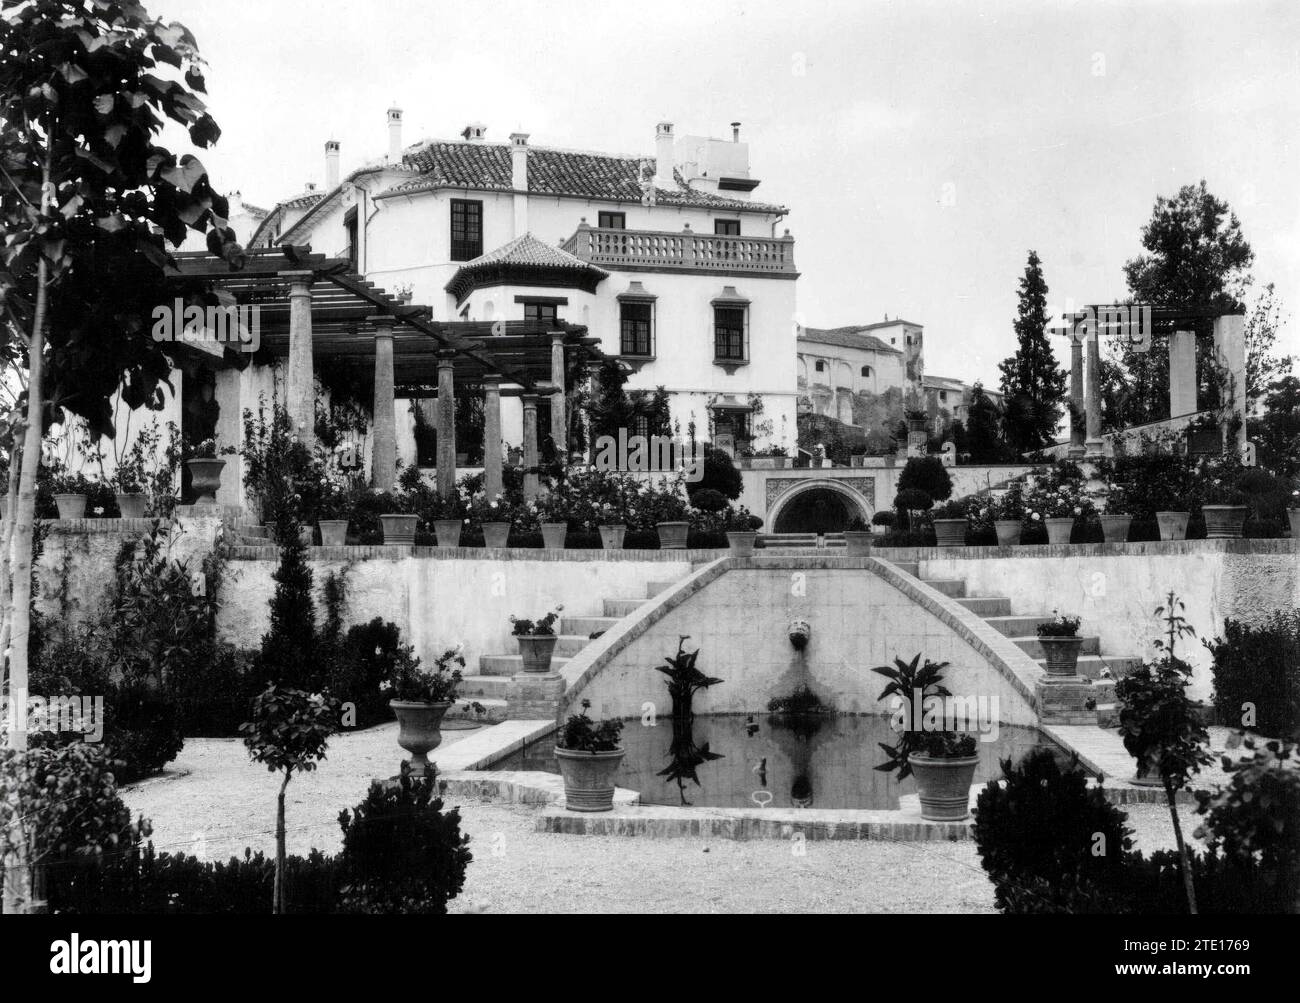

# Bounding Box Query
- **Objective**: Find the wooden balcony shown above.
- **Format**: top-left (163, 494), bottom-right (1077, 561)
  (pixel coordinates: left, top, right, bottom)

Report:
top-left (562, 224), bottom-right (798, 278)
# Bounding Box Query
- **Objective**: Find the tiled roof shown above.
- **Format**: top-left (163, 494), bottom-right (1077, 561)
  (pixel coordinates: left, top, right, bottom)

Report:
top-left (385, 141), bottom-right (787, 214)
top-left (465, 232), bottom-right (604, 271)
top-left (799, 327), bottom-right (904, 355)
top-left (281, 190), bottom-right (327, 210)
top-left (445, 233), bottom-right (608, 302)
top-left (240, 202), bottom-right (269, 218)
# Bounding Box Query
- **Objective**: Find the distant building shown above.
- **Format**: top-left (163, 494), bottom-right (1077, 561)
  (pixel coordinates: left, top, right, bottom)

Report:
top-left (922, 375), bottom-right (1004, 431)
top-left (797, 318), bottom-right (924, 426)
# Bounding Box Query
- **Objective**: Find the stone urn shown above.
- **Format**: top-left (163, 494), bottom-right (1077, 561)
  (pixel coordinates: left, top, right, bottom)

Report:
top-left (726, 530), bottom-right (757, 556)
top-left (389, 700), bottom-right (453, 772)
top-left (656, 520), bottom-right (689, 550)
top-left (1044, 517), bottom-right (1074, 546)
top-left (481, 521), bottom-right (510, 548)
top-left (380, 513), bottom-right (417, 545)
top-left (1156, 511), bottom-right (1190, 541)
top-left (434, 518), bottom-right (462, 548)
top-left (186, 458), bottom-right (226, 504)
top-left (993, 519), bottom-right (1022, 547)
top-left (1099, 514), bottom-right (1132, 543)
top-left (555, 747), bottom-right (625, 812)
top-left (517, 634), bottom-right (558, 674)
top-left (907, 753), bottom-right (979, 822)
top-left (933, 519), bottom-right (967, 548)
top-left (541, 522), bottom-right (568, 550)
top-left (1202, 505), bottom-right (1247, 539)
top-left (317, 520), bottom-right (349, 547)
top-left (115, 492), bottom-right (147, 519)
top-left (598, 524), bottom-right (626, 550)
top-left (1039, 636), bottom-right (1084, 677)
top-left (843, 530), bottom-right (873, 556)
top-left (54, 493), bottom-right (87, 520)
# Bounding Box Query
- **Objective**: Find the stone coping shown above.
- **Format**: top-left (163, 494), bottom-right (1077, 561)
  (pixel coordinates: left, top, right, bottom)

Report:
top-left (227, 544), bottom-right (727, 562)
top-left (874, 538), bottom-right (1297, 561)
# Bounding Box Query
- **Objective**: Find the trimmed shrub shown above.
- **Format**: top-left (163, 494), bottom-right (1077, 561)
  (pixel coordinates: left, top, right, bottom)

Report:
top-left (174, 643), bottom-right (263, 738)
top-left (1204, 611), bottom-right (1300, 738)
top-left (690, 446), bottom-right (742, 501)
top-left (688, 487), bottom-right (729, 512)
top-left (871, 510), bottom-right (896, 528)
top-left (897, 455), bottom-right (953, 502)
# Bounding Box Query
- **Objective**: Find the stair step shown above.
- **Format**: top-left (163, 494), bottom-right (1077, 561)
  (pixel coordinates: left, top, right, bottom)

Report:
top-left (920, 578), bottom-right (966, 598)
top-left (1036, 654), bottom-right (1143, 680)
top-left (1012, 635), bottom-right (1101, 658)
top-left (603, 598), bottom-right (646, 617)
top-left (954, 596), bottom-right (1012, 616)
top-left (457, 675), bottom-right (512, 699)
top-left (561, 615), bottom-right (620, 636)
top-left (446, 698), bottom-right (507, 723)
top-left (477, 653), bottom-right (574, 675)
top-left (985, 614), bottom-right (1054, 637)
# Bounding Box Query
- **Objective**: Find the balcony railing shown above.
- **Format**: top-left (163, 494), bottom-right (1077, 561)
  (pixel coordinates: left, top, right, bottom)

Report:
top-left (562, 225), bottom-right (797, 276)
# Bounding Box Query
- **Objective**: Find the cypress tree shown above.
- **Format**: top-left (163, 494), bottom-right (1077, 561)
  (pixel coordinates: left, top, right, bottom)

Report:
top-left (998, 251), bottom-right (1068, 453)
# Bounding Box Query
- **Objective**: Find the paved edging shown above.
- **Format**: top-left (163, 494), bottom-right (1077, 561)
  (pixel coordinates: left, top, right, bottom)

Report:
top-left (228, 545), bottom-right (728, 562)
top-left (875, 538), bottom-right (1297, 562)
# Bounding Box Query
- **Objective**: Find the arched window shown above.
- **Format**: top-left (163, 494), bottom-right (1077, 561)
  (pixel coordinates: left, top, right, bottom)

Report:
top-left (860, 365), bottom-right (872, 377)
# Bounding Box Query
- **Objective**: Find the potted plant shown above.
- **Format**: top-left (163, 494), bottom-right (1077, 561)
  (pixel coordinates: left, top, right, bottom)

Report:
top-left (50, 471), bottom-right (89, 519)
top-left (1156, 509), bottom-right (1191, 541)
top-left (1094, 483), bottom-right (1131, 543)
top-left (843, 514), bottom-right (874, 556)
top-left (724, 506), bottom-right (763, 556)
top-left (380, 511), bottom-right (418, 546)
top-left (113, 448), bottom-right (148, 519)
top-left (1036, 611), bottom-right (1084, 676)
top-left (991, 484), bottom-right (1025, 547)
top-left (652, 489), bottom-right (690, 550)
top-left (1032, 484), bottom-right (1079, 545)
top-left (1200, 474), bottom-right (1247, 539)
top-left (554, 699), bottom-right (625, 812)
top-left (382, 644), bottom-right (469, 772)
top-left (186, 438), bottom-right (229, 505)
top-left (598, 522), bottom-right (626, 550)
top-left (930, 499), bottom-right (969, 548)
top-left (468, 492), bottom-right (511, 548)
top-left (316, 483), bottom-right (352, 547)
top-left (511, 606), bottom-right (564, 674)
top-left (534, 492), bottom-right (568, 549)
top-left (872, 653), bottom-right (979, 821)
top-left (430, 489), bottom-right (466, 548)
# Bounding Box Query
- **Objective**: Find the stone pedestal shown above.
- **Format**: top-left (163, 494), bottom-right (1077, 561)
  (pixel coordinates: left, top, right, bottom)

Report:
top-left (371, 319), bottom-right (397, 491)
top-left (1169, 329), bottom-right (1197, 418)
top-left (506, 672), bottom-right (565, 722)
top-left (1036, 676), bottom-right (1098, 725)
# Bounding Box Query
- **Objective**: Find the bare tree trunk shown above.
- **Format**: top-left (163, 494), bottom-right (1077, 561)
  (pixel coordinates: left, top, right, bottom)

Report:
top-left (0, 440), bottom-right (25, 674)
top-left (274, 772), bottom-right (290, 914)
top-left (1164, 775), bottom-right (1198, 914)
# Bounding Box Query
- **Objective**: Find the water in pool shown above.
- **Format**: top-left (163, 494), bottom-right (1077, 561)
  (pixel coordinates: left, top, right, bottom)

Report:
top-left (491, 714), bottom-right (1077, 810)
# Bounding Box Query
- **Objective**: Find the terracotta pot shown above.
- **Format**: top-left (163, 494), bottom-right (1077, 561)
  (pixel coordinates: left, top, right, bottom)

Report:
top-left (656, 520), bottom-right (689, 550)
top-left (1289, 509), bottom-right (1300, 539)
top-left (1202, 505), bottom-right (1246, 539)
top-left (598, 524), bottom-right (626, 550)
top-left (115, 492), bottom-right (147, 519)
top-left (907, 754), bottom-right (979, 821)
top-left (516, 634), bottom-right (558, 674)
top-left (843, 530), bottom-right (873, 556)
top-left (389, 700), bottom-right (452, 771)
top-left (186, 457), bottom-right (225, 504)
top-left (1044, 517), bottom-right (1074, 545)
top-left (933, 519), bottom-right (967, 548)
top-left (1039, 635), bottom-right (1084, 677)
top-left (727, 531), bottom-right (757, 556)
top-left (541, 522), bottom-right (568, 549)
top-left (54, 493), bottom-right (87, 520)
top-left (1099, 514), bottom-right (1132, 543)
top-left (555, 747), bottom-right (625, 812)
top-left (993, 519), bottom-right (1021, 547)
top-left (481, 521), bottom-right (510, 548)
top-left (317, 520), bottom-right (348, 546)
top-left (298, 525), bottom-right (315, 547)
top-left (772, 456), bottom-right (790, 470)
top-left (380, 513), bottom-right (417, 545)
top-left (434, 518), bottom-right (462, 548)
top-left (1156, 511), bottom-right (1190, 541)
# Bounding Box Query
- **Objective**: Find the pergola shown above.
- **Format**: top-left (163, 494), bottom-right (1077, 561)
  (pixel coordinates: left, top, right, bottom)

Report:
top-left (165, 245), bottom-right (609, 500)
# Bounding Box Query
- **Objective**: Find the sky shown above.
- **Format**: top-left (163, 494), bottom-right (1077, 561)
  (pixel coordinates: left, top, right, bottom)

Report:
top-left (153, 0), bottom-right (1300, 386)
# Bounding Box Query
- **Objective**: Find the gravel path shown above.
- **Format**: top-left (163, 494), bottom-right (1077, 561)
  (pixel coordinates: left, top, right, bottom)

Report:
top-left (122, 723), bottom-right (1219, 914)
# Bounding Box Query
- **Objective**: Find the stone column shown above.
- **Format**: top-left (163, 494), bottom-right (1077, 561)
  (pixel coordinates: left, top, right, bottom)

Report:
top-left (371, 317), bottom-right (396, 491)
top-left (1212, 313), bottom-right (1247, 455)
top-left (1085, 333), bottom-right (1103, 456)
top-left (1169, 329), bottom-right (1198, 418)
top-left (482, 373), bottom-right (503, 498)
top-left (549, 333), bottom-right (567, 464)
top-left (435, 350), bottom-right (457, 497)
top-left (1068, 333), bottom-right (1085, 458)
top-left (284, 271), bottom-right (315, 447)
top-left (521, 393), bottom-right (540, 501)
top-left (213, 367), bottom-right (243, 511)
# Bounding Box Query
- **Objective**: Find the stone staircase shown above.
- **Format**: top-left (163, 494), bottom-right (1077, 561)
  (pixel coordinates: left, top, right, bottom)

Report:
top-left (889, 560), bottom-right (1140, 724)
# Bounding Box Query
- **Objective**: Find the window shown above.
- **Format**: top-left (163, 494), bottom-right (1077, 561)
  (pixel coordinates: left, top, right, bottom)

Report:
top-left (714, 219), bottom-right (740, 236)
top-left (714, 306), bottom-right (746, 361)
top-left (620, 301), bottom-right (653, 356)
top-left (861, 365), bottom-right (872, 377)
top-left (450, 199), bottom-right (483, 261)
top-left (939, 390), bottom-right (948, 403)
top-left (523, 301), bottom-right (559, 325)
top-left (343, 208), bottom-right (358, 271)
top-left (598, 211), bottom-right (626, 229)
top-left (814, 360), bottom-right (826, 373)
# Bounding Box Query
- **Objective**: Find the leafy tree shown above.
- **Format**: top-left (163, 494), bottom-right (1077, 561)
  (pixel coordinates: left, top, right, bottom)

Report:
top-left (998, 251), bottom-right (1067, 452)
top-left (965, 382), bottom-right (1008, 463)
top-left (1252, 375), bottom-right (1300, 478)
top-left (241, 686), bottom-right (339, 914)
top-left (897, 455), bottom-right (953, 502)
top-left (0, 1), bottom-right (239, 767)
top-left (1243, 284), bottom-right (1293, 413)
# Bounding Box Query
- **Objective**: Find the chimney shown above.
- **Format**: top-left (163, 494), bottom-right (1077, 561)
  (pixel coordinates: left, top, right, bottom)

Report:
top-left (510, 132), bottom-right (529, 236)
top-left (387, 106), bottom-right (403, 163)
top-left (324, 139), bottom-right (340, 189)
top-left (461, 122), bottom-right (487, 142)
top-left (226, 190), bottom-right (243, 220)
top-left (731, 121), bottom-right (741, 142)
top-left (653, 121), bottom-right (675, 190)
